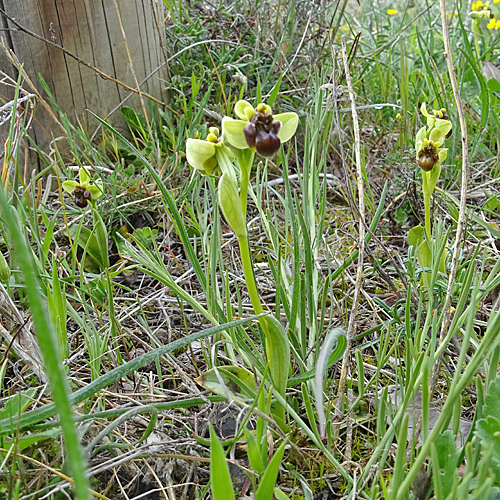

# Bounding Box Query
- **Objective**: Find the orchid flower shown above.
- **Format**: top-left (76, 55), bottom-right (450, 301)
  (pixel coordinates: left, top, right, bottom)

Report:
top-left (222, 100), bottom-right (299, 157)
top-left (186, 127), bottom-right (232, 176)
top-left (416, 104), bottom-right (452, 172)
top-left (62, 168), bottom-right (103, 208)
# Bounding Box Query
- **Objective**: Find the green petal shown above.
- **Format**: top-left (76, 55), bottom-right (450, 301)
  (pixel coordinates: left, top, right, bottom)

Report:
top-left (79, 168), bottom-right (90, 186)
top-left (222, 117), bottom-right (250, 150)
top-left (438, 148), bottom-right (448, 164)
top-left (234, 100), bottom-right (253, 121)
top-left (186, 138), bottom-right (217, 173)
top-left (421, 103), bottom-right (437, 128)
top-left (87, 184), bottom-right (103, 200)
top-left (434, 118), bottom-right (452, 137)
top-left (420, 102), bottom-right (432, 119)
top-left (275, 112), bottom-right (299, 143)
top-left (415, 126), bottom-right (427, 147)
top-left (62, 181), bottom-right (78, 194)
top-left (429, 128), bottom-right (446, 146)
top-left (218, 174), bottom-right (247, 238)
top-left (200, 156), bottom-right (219, 176)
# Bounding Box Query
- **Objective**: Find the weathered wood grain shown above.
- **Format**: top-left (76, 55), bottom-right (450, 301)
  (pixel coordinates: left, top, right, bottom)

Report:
top-left (0, 0), bottom-right (165, 156)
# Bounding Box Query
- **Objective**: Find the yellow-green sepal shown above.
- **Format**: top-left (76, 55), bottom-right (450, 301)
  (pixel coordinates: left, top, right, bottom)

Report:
top-left (186, 138), bottom-right (218, 175)
top-left (62, 180), bottom-right (78, 194)
top-left (222, 117), bottom-right (251, 150)
top-left (274, 112), bottom-right (299, 143)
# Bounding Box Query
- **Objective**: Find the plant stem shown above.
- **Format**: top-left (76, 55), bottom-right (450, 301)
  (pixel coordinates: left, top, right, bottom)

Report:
top-left (237, 235), bottom-right (265, 317)
top-left (424, 193), bottom-right (432, 239)
top-left (422, 173), bottom-right (432, 239)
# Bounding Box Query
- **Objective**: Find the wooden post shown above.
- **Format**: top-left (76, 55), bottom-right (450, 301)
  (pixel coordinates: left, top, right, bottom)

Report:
top-left (0, 0), bottom-right (165, 158)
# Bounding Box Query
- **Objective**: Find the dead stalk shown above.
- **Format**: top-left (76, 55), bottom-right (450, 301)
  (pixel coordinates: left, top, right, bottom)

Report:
top-left (430, 0), bottom-right (469, 389)
top-left (335, 36), bottom-right (365, 425)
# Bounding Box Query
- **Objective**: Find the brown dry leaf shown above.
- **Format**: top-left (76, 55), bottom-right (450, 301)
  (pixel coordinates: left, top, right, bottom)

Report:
top-left (379, 385), bottom-right (472, 447)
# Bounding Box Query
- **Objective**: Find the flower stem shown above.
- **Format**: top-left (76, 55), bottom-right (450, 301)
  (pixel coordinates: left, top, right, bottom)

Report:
top-left (422, 172), bottom-right (432, 239)
top-left (237, 235), bottom-right (265, 317)
top-left (424, 193), bottom-right (432, 240)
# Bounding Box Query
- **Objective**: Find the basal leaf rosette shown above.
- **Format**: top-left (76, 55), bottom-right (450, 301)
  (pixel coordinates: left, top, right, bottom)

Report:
top-left (62, 168), bottom-right (103, 208)
top-left (222, 100), bottom-right (298, 158)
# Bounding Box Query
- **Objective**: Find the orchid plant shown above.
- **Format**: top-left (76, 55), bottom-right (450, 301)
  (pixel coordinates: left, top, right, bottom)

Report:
top-left (409, 103), bottom-right (452, 286)
top-left (186, 100), bottom-right (298, 427)
top-left (415, 103), bottom-right (452, 239)
top-left (62, 168), bottom-right (109, 272)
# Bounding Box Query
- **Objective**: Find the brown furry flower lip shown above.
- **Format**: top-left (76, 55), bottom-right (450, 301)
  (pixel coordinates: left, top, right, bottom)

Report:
top-left (243, 111), bottom-right (283, 157)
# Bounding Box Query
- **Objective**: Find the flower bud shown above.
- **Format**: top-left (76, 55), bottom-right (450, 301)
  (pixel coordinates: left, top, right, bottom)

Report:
top-left (218, 174), bottom-right (247, 238)
top-left (0, 252), bottom-right (11, 283)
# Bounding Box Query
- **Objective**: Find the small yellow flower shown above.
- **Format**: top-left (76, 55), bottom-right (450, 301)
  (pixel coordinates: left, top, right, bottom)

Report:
top-left (387, 8), bottom-right (398, 15)
top-left (487, 18), bottom-right (500, 28)
top-left (494, 0), bottom-right (500, 3)
top-left (472, 0), bottom-right (490, 9)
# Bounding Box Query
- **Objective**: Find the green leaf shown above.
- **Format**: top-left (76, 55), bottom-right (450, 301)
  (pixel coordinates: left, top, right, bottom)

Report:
top-left (267, 76), bottom-right (283, 107)
top-left (244, 427), bottom-right (265, 474)
top-left (195, 366), bottom-right (257, 404)
top-left (261, 315), bottom-right (290, 406)
top-left (273, 488), bottom-right (289, 500)
top-left (68, 224), bottom-right (106, 273)
top-left (417, 239), bottom-right (433, 271)
top-left (430, 431), bottom-right (458, 500)
top-left (4, 429), bottom-right (61, 452)
top-left (422, 164), bottom-right (441, 199)
top-left (483, 375), bottom-right (500, 417)
top-left (92, 209), bottom-right (110, 269)
top-left (210, 425), bottom-right (236, 500)
top-left (0, 161), bottom-right (91, 499)
top-left (218, 173), bottom-right (247, 238)
top-left (255, 439), bottom-right (287, 500)
top-left (459, 48), bottom-right (489, 128)
top-left (289, 334), bottom-right (346, 386)
top-left (315, 327), bottom-right (346, 438)
top-left (0, 315), bottom-right (264, 435)
top-left (0, 389), bottom-right (37, 421)
top-left (121, 106), bottom-right (148, 136)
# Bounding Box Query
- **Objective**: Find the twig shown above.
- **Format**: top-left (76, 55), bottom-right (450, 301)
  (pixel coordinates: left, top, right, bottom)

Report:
top-left (429, 0), bottom-right (469, 389)
top-left (335, 36), bottom-right (365, 425)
